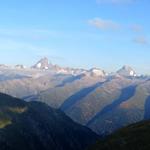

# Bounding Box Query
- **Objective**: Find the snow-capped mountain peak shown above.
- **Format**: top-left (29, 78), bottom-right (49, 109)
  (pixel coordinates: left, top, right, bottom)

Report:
top-left (89, 68), bottom-right (106, 77)
top-left (32, 57), bottom-right (50, 70)
top-left (117, 65), bottom-right (137, 77)
top-left (81, 68), bottom-right (106, 77)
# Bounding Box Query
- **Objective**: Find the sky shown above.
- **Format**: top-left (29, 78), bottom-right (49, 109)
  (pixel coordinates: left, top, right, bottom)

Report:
top-left (0, 0), bottom-right (149, 74)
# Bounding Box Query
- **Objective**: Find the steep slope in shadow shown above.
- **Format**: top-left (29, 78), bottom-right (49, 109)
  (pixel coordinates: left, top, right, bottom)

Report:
top-left (61, 82), bottom-right (106, 111)
top-left (144, 96), bottom-right (150, 119)
top-left (89, 120), bottom-right (150, 150)
top-left (25, 75), bottom-right (106, 108)
top-left (87, 85), bottom-right (137, 126)
top-left (0, 93), bottom-right (99, 150)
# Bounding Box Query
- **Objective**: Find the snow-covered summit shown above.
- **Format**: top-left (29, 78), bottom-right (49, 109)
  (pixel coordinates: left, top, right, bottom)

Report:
top-left (89, 68), bottom-right (106, 77)
top-left (32, 57), bottom-right (51, 70)
top-left (117, 65), bottom-right (137, 77)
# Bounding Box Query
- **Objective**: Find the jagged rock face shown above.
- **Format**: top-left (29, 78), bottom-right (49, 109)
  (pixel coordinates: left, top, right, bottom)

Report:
top-left (0, 57), bottom-right (107, 77)
top-left (31, 58), bottom-right (87, 75)
top-left (117, 65), bottom-right (137, 77)
top-left (32, 57), bottom-right (50, 70)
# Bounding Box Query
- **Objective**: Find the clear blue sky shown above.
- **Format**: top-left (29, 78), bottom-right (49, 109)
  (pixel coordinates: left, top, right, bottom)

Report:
top-left (0, 0), bottom-right (149, 74)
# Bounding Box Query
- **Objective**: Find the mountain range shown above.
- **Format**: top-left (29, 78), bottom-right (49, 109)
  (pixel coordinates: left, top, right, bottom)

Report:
top-left (0, 57), bottom-right (150, 135)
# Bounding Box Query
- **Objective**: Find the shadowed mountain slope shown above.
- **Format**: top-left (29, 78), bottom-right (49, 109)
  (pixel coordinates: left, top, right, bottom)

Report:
top-left (87, 85), bottom-right (136, 125)
top-left (0, 62), bottom-right (150, 136)
top-left (0, 93), bottom-right (99, 150)
top-left (61, 82), bottom-right (105, 111)
top-left (89, 120), bottom-right (150, 150)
